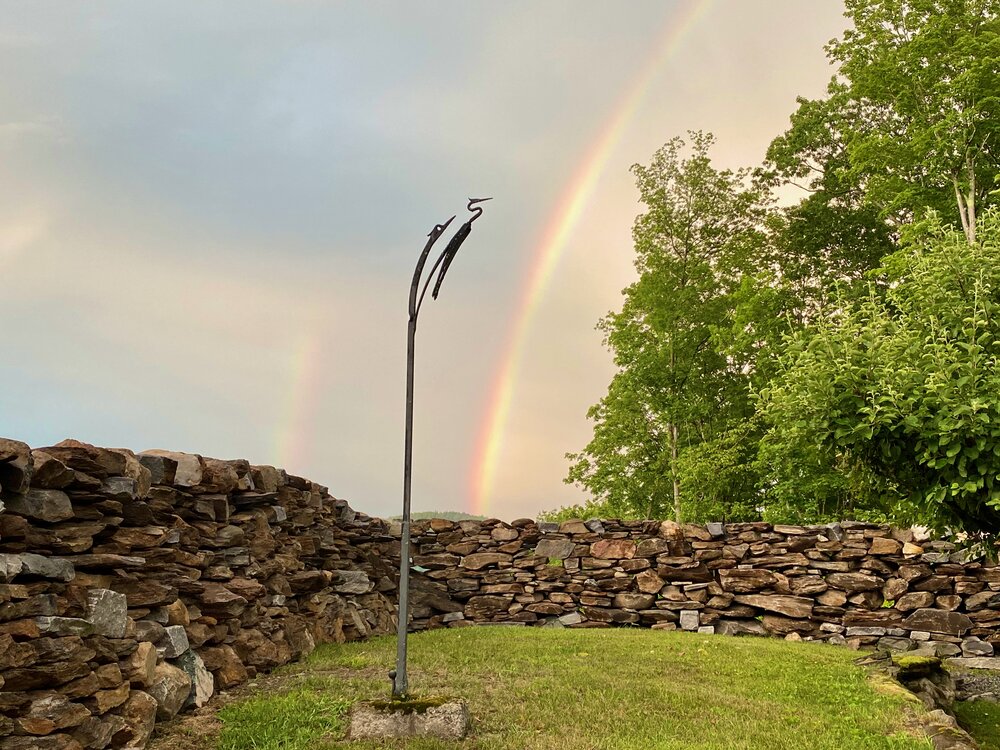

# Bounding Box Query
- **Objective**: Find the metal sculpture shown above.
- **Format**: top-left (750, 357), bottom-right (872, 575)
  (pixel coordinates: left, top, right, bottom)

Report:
top-left (390, 197), bottom-right (491, 699)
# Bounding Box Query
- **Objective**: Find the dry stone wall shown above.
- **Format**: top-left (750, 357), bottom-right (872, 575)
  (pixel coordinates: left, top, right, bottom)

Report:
top-left (0, 438), bottom-right (399, 750)
top-left (402, 516), bottom-right (1000, 663)
top-left (2, 436), bottom-right (999, 750)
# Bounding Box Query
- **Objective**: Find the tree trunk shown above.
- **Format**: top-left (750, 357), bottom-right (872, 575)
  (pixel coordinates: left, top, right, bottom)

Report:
top-left (670, 422), bottom-right (681, 523)
top-left (966, 155), bottom-right (977, 246)
top-left (952, 158), bottom-right (978, 246)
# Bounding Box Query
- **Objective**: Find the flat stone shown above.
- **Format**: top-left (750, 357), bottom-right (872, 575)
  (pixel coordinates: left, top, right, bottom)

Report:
top-left (613, 593), bottom-right (655, 610)
top-left (895, 591), bottom-right (936, 612)
top-left (86, 682), bottom-right (129, 714)
top-left (733, 594), bottom-right (813, 619)
top-left (465, 595), bottom-right (512, 619)
top-left (790, 575), bottom-right (828, 595)
top-left (197, 583), bottom-right (247, 616)
top-left (332, 570), bottom-right (372, 594)
top-left (714, 619), bottom-right (767, 637)
top-left (349, 700), bottom-right (470, 740)
top-left (869, 537), bottom-right (902, 555)
top-left (773, 524), bottom-right (809, 535)
top-left (761, 615), bottom-right (813, 635)
top-left (491, 527), bottom-right (518, 542)
top-left (846, 626), bottom-right (886, 637)
top-left (558, 612), bottom-right (583, 626)
top-left (534, 539), bottom-right (576, 560)
top-left (460, 553), bottom-right (511, 570)
top-left (634, 539), bottom-right (671, 557)
top-left (65, 554), bottom-right (145, 570)
top-left (945, 656), bottom-right (1000, 670)
top-left (558, 520), bottom-right (589, 534)
top-left (903, 608), bottom-right (973, 636)
top-left (17, 554), bottom-right (75, 582)
top-left (24, 693), bottom-right (91, 731)
top-left (589, 539), bottom-right (636, 559)
top-left (4, 489), bottom-right (73, 522)
top-left (41, 440), bottom-right (127, 478)
top-left (826, 572), bottom-right (882, 593)
top-left (36, 617), bottom-right (95, 637)
top-left (878, 636), bottom-right (914, 652)
top-left (962, 637), bottom-right (995, 657)
top-left (85, 589), bottom-right (127, 638)
top-left (636, 570), bottom-right (665, 594)
top-left (3, 735), bottom-right (85, 749)
top-left (719, 569), bottom-right (777, 593)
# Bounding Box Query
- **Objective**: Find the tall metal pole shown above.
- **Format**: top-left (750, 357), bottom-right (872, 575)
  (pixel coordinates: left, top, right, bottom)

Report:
top-left (391, 199), bottom-right (490, 699)
top-left (393, 312), bottom-right (418, 698)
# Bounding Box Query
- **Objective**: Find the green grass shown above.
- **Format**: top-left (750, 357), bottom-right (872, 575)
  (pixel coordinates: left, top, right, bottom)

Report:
top-left (216, 688), bottom-right (350, 750)
top-left (216, 628), bottom-right (933, 750)
top-left (954, 700), bottom-right (1000, 750)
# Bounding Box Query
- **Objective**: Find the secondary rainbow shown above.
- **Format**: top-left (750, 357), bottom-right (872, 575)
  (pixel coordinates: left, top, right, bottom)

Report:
top-left (273, 328), bottom-right (325, 473)
top-left (469, 0), bottom-right (714, 516)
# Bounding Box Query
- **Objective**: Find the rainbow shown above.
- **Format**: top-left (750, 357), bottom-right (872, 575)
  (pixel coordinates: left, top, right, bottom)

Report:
top-left (273, 328), bottom-right (325, 473)
top-left (469, 0), bottom-right (714, 516)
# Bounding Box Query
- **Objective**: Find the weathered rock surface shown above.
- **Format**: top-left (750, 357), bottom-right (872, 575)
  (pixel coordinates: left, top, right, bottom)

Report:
top-left (147, 663), bottom-right (191, 720)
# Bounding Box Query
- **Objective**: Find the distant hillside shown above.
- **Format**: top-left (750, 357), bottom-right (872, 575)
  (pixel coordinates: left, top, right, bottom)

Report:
top-left (390, 511), bottom-right (486, 521)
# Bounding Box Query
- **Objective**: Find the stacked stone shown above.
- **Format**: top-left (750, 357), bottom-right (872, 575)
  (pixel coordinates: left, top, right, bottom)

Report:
top-left (0, 438), bottom-right (397, 750)
top-left (404, 517), bottom-right (1000, 663)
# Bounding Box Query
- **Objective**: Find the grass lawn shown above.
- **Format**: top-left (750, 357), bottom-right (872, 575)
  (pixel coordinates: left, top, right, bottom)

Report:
top-left (206, 627), bottom-right (939, 750)
top-left (954, 699), bottom-right (1000, 750)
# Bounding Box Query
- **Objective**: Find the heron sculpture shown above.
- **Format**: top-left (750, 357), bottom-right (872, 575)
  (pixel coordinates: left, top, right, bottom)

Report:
top-left (391, 197), bottom-right (491, 699)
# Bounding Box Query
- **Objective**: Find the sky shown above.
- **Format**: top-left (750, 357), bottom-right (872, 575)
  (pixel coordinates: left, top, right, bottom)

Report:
top-left (1, 0), bottom-right (849, 520)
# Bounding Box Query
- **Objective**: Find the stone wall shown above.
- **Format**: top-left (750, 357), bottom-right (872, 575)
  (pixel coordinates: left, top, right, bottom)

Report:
top-left (402, 516), bottom-right (1000, 662)
top-left (0, 438), bottom-right (399, 750)
top-left (2, 437), bottom-right (1000, 750)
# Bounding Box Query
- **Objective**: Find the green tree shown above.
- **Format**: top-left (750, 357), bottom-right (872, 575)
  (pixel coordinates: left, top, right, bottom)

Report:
top-left (768, 0), bottom-right (1000, 245)
top-left (566, 133), bottom-right (767, 522)
top-left (759, 210), bottom-right (1000, 534)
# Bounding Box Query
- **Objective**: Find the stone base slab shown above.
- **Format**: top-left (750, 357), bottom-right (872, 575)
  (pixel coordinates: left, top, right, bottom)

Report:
top-left (348, 699), bottom-right (470, 740)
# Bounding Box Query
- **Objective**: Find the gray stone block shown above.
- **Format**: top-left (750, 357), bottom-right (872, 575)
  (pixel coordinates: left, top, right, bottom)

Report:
top-left (349, 700), bottom-right (470, 740)
top-left (86, 588), bottom-right (128, 638)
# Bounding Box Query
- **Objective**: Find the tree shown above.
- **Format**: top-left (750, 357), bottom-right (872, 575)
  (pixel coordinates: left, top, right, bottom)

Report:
top-left (768, 0), bottom-right (1000, 245)
top-left (566, 133), bottom-right (767, 522)
top-left (759, 209), bottom-right (1000, 534)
